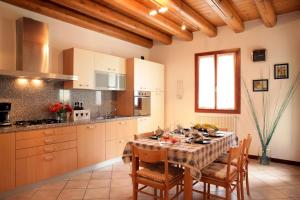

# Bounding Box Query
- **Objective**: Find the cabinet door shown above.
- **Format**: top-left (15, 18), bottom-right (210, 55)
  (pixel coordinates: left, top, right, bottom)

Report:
top-left (152, 63), bottom-right (164, 91)
top-left (16, 148), bottom-right (77, 186)
top-left (0, 133), bottom-right (15, 192)
top-left (73, 48), bottom-right (94, 89)
top-left (134, 58), bottom-right (152, 91)
top-left (134, 58), bottom-right (164, 91)
top-left (94, 52), bottom-right (125, 74)
top-left (137, 117), bottom-right (154, 134)
top-left (122, 119), bottom-right (137, 139)
top-left (77, 123), bottom-right (106, 168)
top-left (151, 91), bottom-right (164, 130)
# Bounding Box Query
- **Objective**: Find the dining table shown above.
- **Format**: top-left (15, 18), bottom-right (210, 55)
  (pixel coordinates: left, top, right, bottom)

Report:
top-left (122, 131), bottom-right (236, 200)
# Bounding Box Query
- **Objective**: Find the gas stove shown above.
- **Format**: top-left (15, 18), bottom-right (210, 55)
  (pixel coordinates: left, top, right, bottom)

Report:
top-left (14, 119), bottom-right (62, 127)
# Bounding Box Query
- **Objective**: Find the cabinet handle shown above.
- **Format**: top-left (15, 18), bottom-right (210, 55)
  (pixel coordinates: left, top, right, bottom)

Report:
top-left (44, 146), bottom-right (55, 153)
top-left (108, 67), bottom-right (111, 71)
top-left (79, 84), bottom-right (83, 87)
top-left (44, 137), bottom-right (54, 144)
top-left (87, 125), bottom-right (96, 129)
top-left (43, 154), bottom-right (54, 161)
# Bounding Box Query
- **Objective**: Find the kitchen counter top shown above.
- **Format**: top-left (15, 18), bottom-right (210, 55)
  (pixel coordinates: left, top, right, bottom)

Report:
top-left (0, 116), bottom-right (140, 134)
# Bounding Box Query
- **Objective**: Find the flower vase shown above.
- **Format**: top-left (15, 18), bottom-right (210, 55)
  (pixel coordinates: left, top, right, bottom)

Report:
top-left (260, 146), bottom-right (271, 165)
top-left (56, 112), bottom-right (67, 122)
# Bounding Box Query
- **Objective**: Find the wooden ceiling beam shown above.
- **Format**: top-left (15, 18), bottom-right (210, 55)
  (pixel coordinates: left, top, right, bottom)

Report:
top-left (2, 0), bottom-right (153, 48)
top-left (154, 0), bottom-right (217, 37)
top-left (253, 0), bottom-right (277, 27)
top-left (100, 0), bottom-right (193, 41)
top-left (204, 0), bottom-right (244, 33)
top-left (48, 0), bottom-right (172, 45)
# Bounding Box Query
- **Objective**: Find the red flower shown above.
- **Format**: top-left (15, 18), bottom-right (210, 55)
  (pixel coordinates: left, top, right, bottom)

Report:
top-left (49, 102), bottom-right (72, 113)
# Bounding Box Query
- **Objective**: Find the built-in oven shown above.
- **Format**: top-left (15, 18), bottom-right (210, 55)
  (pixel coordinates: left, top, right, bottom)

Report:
top-left (134, 91), bottom-right (151, 116)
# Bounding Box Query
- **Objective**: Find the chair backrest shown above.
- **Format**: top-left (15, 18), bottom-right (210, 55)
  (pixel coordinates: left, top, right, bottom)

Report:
top-left (241, 134), bottom-right (252, 167)
top-left (131, 144), bottom-right (169, 180)
top-left (226, 141), bottom-right (242, 181)
top-left (134, 132), bottom-right (154, 140)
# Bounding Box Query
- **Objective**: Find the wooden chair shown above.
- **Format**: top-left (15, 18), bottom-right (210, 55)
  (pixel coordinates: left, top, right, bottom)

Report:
top-left (131, 145), bottom-right (184, 200)
top-left (134, 131), bottom-right (154, 140)
top-left (200, 142), bottom-right (243, 200)
top-left (215, 134), bottom-right (252, 199)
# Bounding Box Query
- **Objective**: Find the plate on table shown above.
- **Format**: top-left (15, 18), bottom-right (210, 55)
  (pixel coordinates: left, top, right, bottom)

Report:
top-left (209, 131), bottom-right (225, 137)
top-left (194, 139), bottom-right (211, 144)
top-left (149, 136), bottom-right (159, 140)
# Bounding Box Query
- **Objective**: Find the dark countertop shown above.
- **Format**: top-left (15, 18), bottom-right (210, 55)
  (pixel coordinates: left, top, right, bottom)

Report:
top-left (0, 116), bottom-right (140, 134)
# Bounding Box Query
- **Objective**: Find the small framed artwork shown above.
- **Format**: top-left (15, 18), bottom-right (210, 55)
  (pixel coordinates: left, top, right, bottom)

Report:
top-left (274, 63), bottom-right (289, 79)
top-left (253, 79), bottom-right (268, 92)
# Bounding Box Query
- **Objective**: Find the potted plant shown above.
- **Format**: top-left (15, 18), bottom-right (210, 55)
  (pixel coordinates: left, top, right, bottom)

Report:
top-left (243, 72), bottom-right (300, 165)
top-left (49, 102), bottom-right (73, 122)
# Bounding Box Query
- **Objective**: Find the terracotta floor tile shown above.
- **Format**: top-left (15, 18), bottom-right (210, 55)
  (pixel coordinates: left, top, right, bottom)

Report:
top-left (93, 165), bottom-right (112, 172)
top-left (57, 189), bottom-right (85, 200)
top-left (69, 172), bottom-right (92, 180)
top-left (83, 188), bottom-right (110, 199)
top-left (91, 171), bottom-right (111, 179)
top-left (65, 180), bottom-right (89, 189)
top-left (39, 180), bottom-right (67, 191)
top-left (87, 179), bottom-right (111, 188)
top-left (30, 189), bottom-right (61, 200)
top-left (110, 178), bottom-right (132, 187)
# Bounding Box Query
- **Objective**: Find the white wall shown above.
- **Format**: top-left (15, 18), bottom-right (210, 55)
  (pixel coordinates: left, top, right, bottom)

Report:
top-left (150, 11), bottom-right (300, 161)
top-left (0, 1), bottom-right (149, 72)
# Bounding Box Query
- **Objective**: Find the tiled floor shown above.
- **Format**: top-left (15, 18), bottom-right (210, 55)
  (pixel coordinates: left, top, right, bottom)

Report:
top-left (3, 159), bottom-right (300, 200)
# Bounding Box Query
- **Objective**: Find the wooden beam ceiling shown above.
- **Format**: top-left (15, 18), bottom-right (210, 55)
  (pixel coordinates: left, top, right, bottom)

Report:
top-left (1, 0), bottom-right (153, 48)
top-left (100, 0), bottom-right (193, 41)
top-left (153, 0), bottom-right (217, 37)
top-left (204, 0), bottom-right (245, 33)
top-left (254, 0), bottom-right (277, 27)
top-left (49, 0), bottom-right (172, 45)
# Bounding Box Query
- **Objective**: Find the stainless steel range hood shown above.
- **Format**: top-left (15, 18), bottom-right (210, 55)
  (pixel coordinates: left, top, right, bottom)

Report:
top-left (0, 17), bottom-right (77, 81)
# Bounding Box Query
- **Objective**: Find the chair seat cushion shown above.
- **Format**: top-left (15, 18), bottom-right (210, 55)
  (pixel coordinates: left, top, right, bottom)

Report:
top-left (202, 162), bottom-right (237, 181)
top-left (136, 164), bottom-right (183, 183)
top-left (215, 153), bottom-right (238, 166)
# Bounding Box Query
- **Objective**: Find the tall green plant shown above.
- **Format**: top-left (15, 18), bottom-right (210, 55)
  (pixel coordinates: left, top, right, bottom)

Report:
top-left (243, 72), bottom-right (300, 164)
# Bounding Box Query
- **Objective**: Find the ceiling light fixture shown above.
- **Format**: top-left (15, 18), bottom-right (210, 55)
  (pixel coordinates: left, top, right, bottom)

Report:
top-left (181, 24), bottom-right (186, 31)
top-left (149, 10), bottom-right (158, 16)
top-left (158, 7), bottom-right (168, 13)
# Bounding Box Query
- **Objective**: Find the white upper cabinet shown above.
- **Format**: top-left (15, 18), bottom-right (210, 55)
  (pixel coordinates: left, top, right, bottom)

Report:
top-left (94, 52), bottom-right (125, 74)
top-left (63, 48), bottom-right (126, 90)
top-left (72, 48), bottom-right (94, 89)
top-left (133, 58), bottom-right (164, 91)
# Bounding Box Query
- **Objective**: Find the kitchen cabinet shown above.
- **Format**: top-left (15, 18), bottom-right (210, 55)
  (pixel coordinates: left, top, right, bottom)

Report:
top-left (63, 48), bottom-right (94, 89)
top-left (105, 119), bottom-right (137, 159)
top-left (151, 91), bottom-right (164, 129)
top-left (133, 58), bottom-right (164, 91)
top-left (16, 148), bottom-right (77, 186)
top-left (94, 52), bottom-right (125, 74)
top-left (77, 123), bottom-right (106, 168)
top-left (0, 133), bottom-right (15, 192)
top-left (15, 127), bottom-right (77, 186)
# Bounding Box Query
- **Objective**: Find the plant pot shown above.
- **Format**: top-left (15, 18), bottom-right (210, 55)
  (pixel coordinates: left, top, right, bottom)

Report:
top-left (259, 146), bottom-right (271, 165)
top-left (56, 112), bottom-right (67, 122)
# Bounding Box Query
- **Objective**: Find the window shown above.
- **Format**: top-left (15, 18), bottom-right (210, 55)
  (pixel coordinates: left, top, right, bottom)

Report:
top-left (195, 49), bottom-right (241, 114)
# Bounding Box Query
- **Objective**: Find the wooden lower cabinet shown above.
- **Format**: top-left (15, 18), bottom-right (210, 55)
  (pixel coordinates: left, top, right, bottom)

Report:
top-left (105, 119), bottom-right (137, 160)
top-left (0, 133), bottom-right (15, 192)
top-left (77, 123), bottom-right (106, 168)
top-left (16, 148), bottom-right (77, 186)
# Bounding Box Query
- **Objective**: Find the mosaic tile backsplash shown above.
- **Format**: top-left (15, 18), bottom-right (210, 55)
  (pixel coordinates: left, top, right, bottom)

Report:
top-left (0, 78), bottom-right (117, 121)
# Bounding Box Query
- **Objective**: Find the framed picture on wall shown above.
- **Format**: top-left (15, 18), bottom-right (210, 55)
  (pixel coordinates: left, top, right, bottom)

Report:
top-left (253, 79), bottom-right (268, 92)
top-left (274, 63), bottom-right (289, 79)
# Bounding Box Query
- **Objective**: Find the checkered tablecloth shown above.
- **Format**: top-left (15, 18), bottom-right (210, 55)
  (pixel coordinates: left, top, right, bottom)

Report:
top-left (122, 132), bottom-right (236, 180)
